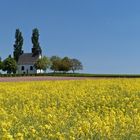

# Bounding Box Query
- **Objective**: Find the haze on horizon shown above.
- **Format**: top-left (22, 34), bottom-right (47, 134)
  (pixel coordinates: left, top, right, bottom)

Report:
top-left (0, 0), bottom-right (140, 74)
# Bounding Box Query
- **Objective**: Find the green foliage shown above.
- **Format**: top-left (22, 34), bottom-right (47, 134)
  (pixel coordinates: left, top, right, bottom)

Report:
top-left (50, 56), bottom-right (83, 73)
top-left (31, 28), bottom-right (42, 55)
top-left (70, 58), bottom-right (83, 73)
top-left (50, 56), bottom-right (62, 72)
top-left (50, 56), bottom-right (72, 73)
top-left (59, 57), bottom-right (72, 73)
top-left (34, 56), bottom-right (50, 71)
top-left (0, 57), bottom-right (2, 70)
top-left (13, 29), bottom-right (23, 62)
top-left (2, 55), bottom-right (17, 74)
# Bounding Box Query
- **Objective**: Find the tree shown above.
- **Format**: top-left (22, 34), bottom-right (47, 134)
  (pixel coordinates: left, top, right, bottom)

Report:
top-left (59, 57), bottom-right (72, 73)
top-left (31, 28), bottom-right (42, 56)
top-left (70, 58), bottom-right (83, 73)
top-left (2, 55), bottom-right (17, 74)
top-left (13, 29), bottom-right (23, 62)
top-left (0, 57), bottom-right (2, 70)
top-left (50, 56), bottom-right (62, 73)
top-left (34, 56), bottom-right (50, 72)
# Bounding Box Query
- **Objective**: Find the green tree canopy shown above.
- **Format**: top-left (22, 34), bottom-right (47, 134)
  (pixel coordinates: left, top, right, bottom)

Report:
top-left (34, 56), bottom-right (50, 71)
top-left (0, 57), bottom-right (2, 70)
top-left (50, 56), bottom-right (62, 73)
top-left (70, 58), bottom-right (83, 73)
top-left (50, 56), bottom-right (83, 73)
top-left (31, 28), bottom-right (42, 56)
top-left (13, 29), bottom-right (23, 62)
top-left (59, 57), bottom-right (72, 73)
top-left (2, 55), bottom-right (17, 74)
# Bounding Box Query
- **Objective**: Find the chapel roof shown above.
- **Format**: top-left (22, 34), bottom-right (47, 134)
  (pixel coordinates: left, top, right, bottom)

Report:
top-left (18, 53), bottom-right (39, 65)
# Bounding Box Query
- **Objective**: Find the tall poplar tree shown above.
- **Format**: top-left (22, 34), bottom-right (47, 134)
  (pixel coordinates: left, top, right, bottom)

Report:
top-left (0, 57), bottom-right (2, 70)
top-left (13, 29), bottom-right (23, 62)
top-left (31, 28), bottom-right (42, 56)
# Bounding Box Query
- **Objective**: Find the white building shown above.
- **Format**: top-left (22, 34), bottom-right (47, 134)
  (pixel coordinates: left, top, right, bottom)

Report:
top-left (17, 53), bottom-right (43, 74)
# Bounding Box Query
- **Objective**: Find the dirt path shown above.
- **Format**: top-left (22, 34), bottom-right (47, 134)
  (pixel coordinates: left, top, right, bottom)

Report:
top-left (0, 76), bottom-right (92, 82)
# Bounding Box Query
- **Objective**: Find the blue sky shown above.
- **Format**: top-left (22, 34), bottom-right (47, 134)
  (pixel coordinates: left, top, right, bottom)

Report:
top-left (0, 0), bottom-right (140, 74)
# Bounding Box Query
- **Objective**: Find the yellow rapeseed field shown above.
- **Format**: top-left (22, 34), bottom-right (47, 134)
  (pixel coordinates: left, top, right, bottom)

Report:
top-left (0, 79), bottom-right (140, 139)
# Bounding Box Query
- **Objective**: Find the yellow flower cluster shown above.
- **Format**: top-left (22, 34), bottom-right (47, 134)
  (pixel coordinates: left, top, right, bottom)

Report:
top-left (0, 79), bottom-right (140, 139)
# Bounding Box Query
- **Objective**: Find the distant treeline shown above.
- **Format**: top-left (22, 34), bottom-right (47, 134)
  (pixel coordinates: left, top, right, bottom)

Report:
top-left (0, 55), bottom-right (83, 74)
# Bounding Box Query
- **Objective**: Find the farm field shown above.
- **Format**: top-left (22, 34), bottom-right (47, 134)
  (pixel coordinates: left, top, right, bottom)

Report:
top-left (0, 79), bottom-right (140, 139)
